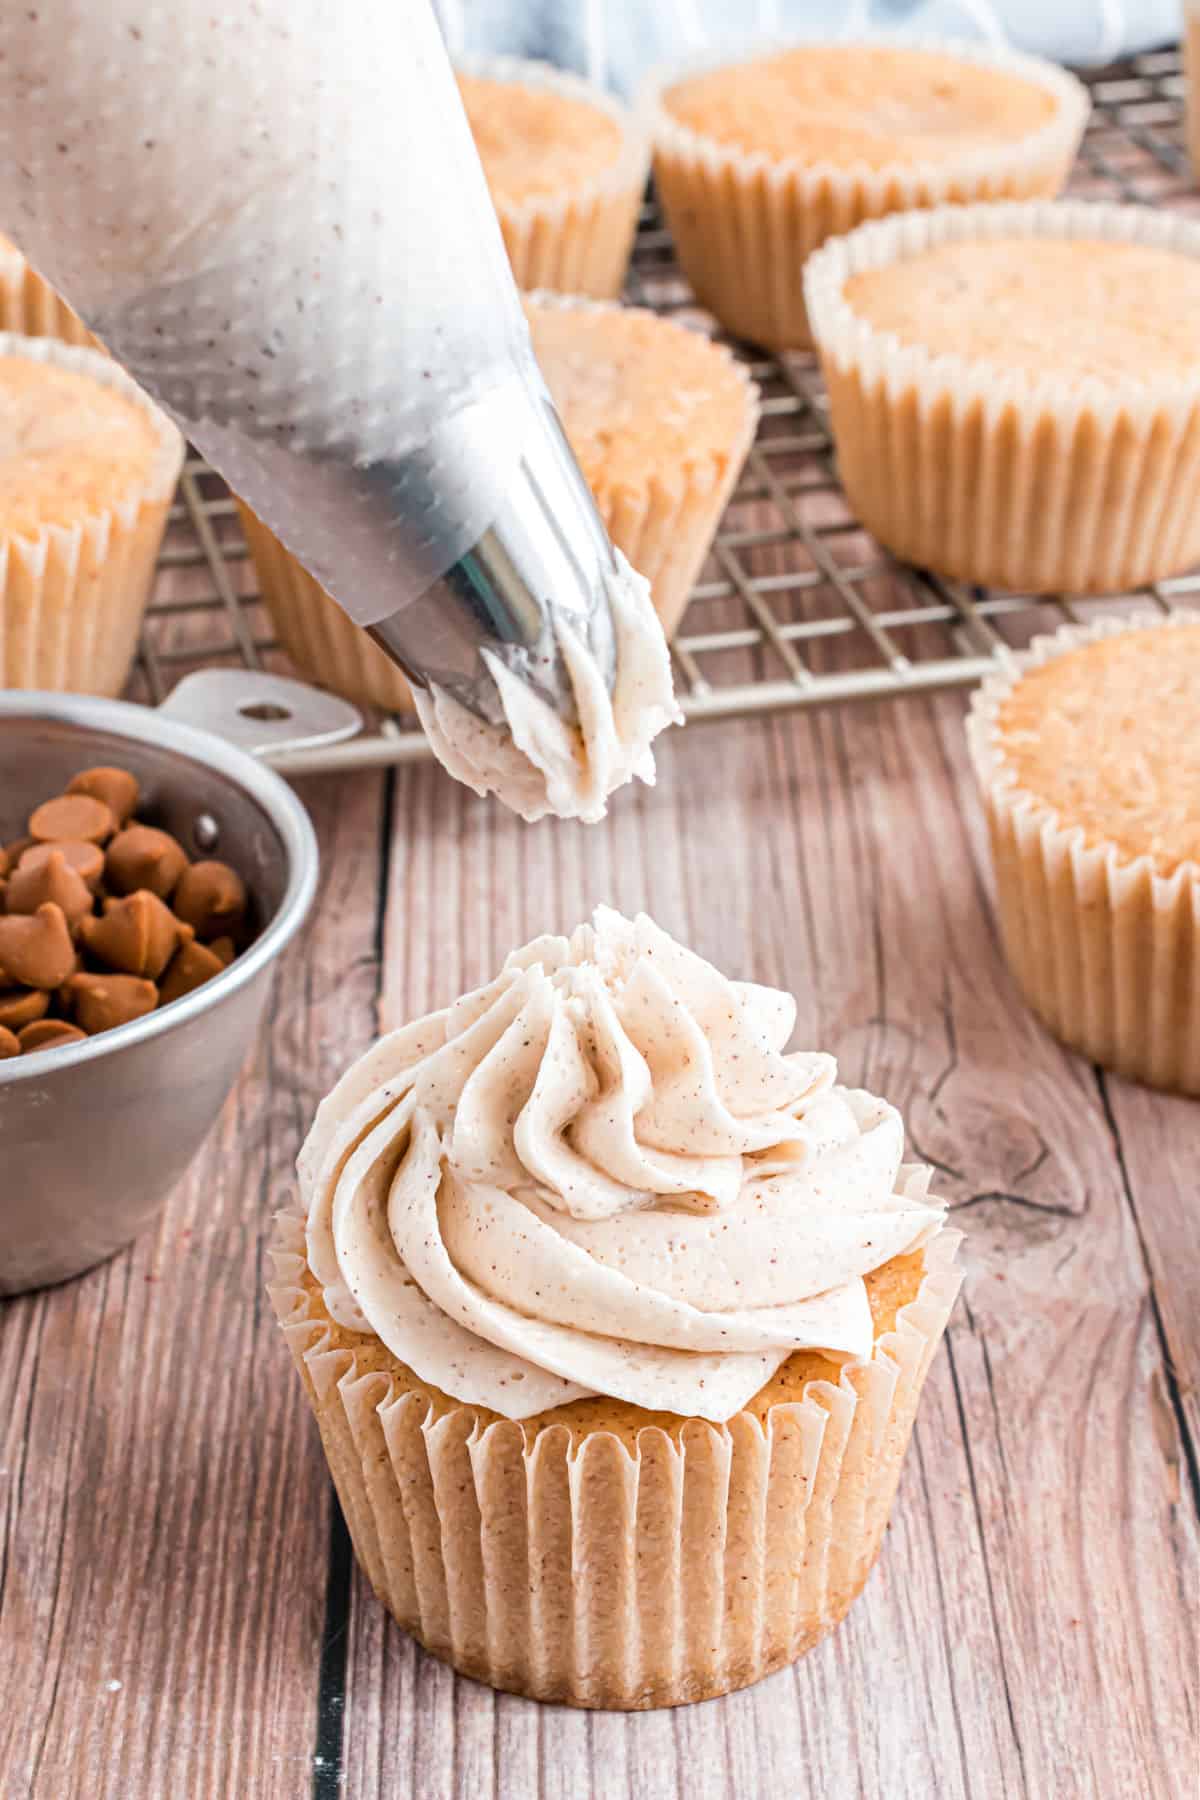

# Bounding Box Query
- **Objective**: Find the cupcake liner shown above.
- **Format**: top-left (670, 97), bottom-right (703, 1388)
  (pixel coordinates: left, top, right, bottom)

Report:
top-left (805, 200), bottom-right (1200, 593)
top-left (647, 36), bottom-right (1089, 351)
top-left (457, 55), bottom-right (649, 301)
top-left (966, 612), bottom-right (1200, 1094)
top-left (527, 293), bottom-right (760, 638)
top-left (0, 334), bottom-right (183, 695)
top-left (268, 1198), bottom-right (962, 1709)
top-left (236, 502), bottom-right (414, 715)
top-left (0, 237), bottom-right (96, 347)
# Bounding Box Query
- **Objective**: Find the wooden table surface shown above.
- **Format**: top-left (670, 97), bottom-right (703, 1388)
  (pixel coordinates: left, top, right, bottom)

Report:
top-left (2, 658), bottom-right (1196, 1800)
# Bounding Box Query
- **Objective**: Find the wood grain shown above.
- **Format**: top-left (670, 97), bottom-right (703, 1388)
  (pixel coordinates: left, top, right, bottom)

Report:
top-left (2, 689), bottom-right (1196, 1798)
top-left (3, 617), bottom-right (1198, 1800)
top-left (354, 686), bottom-right (1198, 1800)
top-left (0, 768), bottom-right (389, 1800)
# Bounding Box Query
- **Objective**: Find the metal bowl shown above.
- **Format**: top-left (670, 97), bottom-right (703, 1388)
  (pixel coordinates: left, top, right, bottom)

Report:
top-left (0, 674), bottom-right (358, 1294)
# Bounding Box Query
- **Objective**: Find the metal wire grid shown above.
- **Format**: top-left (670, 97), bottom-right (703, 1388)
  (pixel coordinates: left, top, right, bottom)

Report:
top-left (133, 48), bottom-right (1200, 773)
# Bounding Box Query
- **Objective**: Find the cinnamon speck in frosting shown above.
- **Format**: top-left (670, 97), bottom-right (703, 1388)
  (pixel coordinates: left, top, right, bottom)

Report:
top-left (299, 908), bottom-right (943, 1421)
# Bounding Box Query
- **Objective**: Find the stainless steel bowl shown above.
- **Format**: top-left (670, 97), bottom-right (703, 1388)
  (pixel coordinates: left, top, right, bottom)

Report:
top-left (0, 673), bottom-right (359, 1294)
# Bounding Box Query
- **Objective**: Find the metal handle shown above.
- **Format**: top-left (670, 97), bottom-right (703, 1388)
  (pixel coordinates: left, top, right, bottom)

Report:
top-left (156, 671), bottom-right (361, 762)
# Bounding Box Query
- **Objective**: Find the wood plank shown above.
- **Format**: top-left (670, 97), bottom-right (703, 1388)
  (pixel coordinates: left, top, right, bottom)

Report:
top-left (354, 687), bottom-right (1197, 1798)
top-left (0, 768), bottom-right (388, 1799)
top-left (1101, 1076), bottom-right (1200, 1467)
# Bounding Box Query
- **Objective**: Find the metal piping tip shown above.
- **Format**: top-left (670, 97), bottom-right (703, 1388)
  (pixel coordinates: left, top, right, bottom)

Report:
top-left (367, 382), bottom-right (618, 729)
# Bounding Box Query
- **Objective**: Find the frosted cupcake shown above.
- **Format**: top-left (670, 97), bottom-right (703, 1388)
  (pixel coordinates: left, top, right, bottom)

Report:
top-left (242, 297), bottom-right (757, 709)
top-left (0, 235), bottom-right (94, 346)
top-left (458, 56), bottom-right (647, 299)
top-left (270, 908), bottom-right (962, 1708)
top-left (967, 615), bottom-right (1200, 1095)
top-left (805, 201), bottom-right (1200, 593)
top-left (0, 335), bottom-right (183, 694)
top-left (649, 40), bottom-right (1088, 349)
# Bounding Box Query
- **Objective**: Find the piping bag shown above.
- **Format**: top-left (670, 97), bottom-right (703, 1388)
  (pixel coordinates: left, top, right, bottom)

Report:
top-left (0, 0), bottom-right (678, 821)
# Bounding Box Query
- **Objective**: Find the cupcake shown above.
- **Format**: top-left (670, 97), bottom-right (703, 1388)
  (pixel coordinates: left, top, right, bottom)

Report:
top-left (0, 235), bottom-right (94, 347)
top-left (649, 40), bottom-right (1088, 350)
top-left (0, 335), bottom-right (183, 695)
top-left (805, 201), bottom-right (1200, 593)
top-left (242, 297), bottom-right (758, 709)
top-left (269, 908), bottom-right (961, 1708)
top-left (967, 614), bottom-right (1200, 1095)
top-left (525, 296), bottom-right (758, 637)
top-left (457, 56), bottom-right (648, 300)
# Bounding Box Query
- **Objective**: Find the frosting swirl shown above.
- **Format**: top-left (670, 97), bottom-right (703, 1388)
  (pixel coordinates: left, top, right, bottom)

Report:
top-left (412, 553), bottom-right (680, 824)
top-left (301, 909), bottom-right (943, 1422)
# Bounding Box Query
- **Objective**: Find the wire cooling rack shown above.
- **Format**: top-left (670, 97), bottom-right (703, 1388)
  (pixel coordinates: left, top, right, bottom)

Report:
top-left (132, 48), bottom-right (1200, 774)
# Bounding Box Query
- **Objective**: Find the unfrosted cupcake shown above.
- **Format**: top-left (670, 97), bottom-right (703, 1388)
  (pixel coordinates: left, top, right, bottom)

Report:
top-left (967, 614), bottom-right (1200, 1094)
top-left (457, 56), bottom-right (647, 299)
top-left (526, 296), bottom-right (758, 636)
top-left (0, 335), bottom-right (183, 694)
top-left (650, 40), bottom-right (1088, 349)
top-left (242, 297), bottom-right (758, 710)
top-left (0, 235), bottom-right (94, 346)
top-left (269, 908), bottom-right (961, 1708)
top-left (805, 201), bottom-right (1200, 593)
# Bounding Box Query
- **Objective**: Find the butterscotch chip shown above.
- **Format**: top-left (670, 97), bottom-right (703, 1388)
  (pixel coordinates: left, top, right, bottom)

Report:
top-left (0, 987), bottom-right (49, 1030)
top-left (158, 938), bottom-right (226, 1006)
top-left (172, 860), bottom-right (247, 941)
top-left (0, 1022), bottom-right (18, 1057)
top-left (0, 845), bottom-right (9, 879)
top-left (66, 971), bottom-right (158, 1034)
top-left (19, 837), bottom-right (106, 891)
top-left (0, 902), bottom-right (76, 988)
top-left (18, 1018), bottom-right (87, 1053)
top-left (105, 825), bottom-right (188, 900)
top-left (5, 848), bottom-right (93, 931)
top-left (209, 936), bottom-right (236, 968)
top-left (80, 890), bottom-right (189, 979)
top-left (66, 765), bottom-right (140, 824)
top-left (4, 836), bottom-right (34, 867)
top-left (28, 793), bottom-right (116, 845)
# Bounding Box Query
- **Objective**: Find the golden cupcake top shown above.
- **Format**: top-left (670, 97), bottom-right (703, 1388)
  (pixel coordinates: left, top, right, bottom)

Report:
top-left (458, 71), bottom-right (623, 204)
top-left (842, 238), bottom-right (1200, 384)
top-left (0, 356), bottom-right (159, 537)
top-left (526, 300), bottom-right (753, 492)
top-left (662, 45), bottom-right (1057, 168)
top-left (994, 624), bottom-right (1200, 875)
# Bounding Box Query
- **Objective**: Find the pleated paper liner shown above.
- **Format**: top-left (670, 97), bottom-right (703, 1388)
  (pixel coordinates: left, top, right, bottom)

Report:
top-left (268, 1192), bottom-right (962, 1710)
top-left (647, 37), bottom-right (1089, 351)
top-left (0, 235), bottom-right (96, 348)
top-left (967, 614), bottom-right (1200, 1095)
top-left (0, 335), bottom-right (184, 695)
top-left (456, 55), bottom-right (649, 301)
top-left (805, 200), bottom-right (1200, 594)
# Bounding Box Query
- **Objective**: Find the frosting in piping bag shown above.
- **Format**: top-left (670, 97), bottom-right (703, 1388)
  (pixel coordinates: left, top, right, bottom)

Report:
top-left (300, 908), bottom-right (944, 1422)
top-left (412, 553), bottom-right (681, 824)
